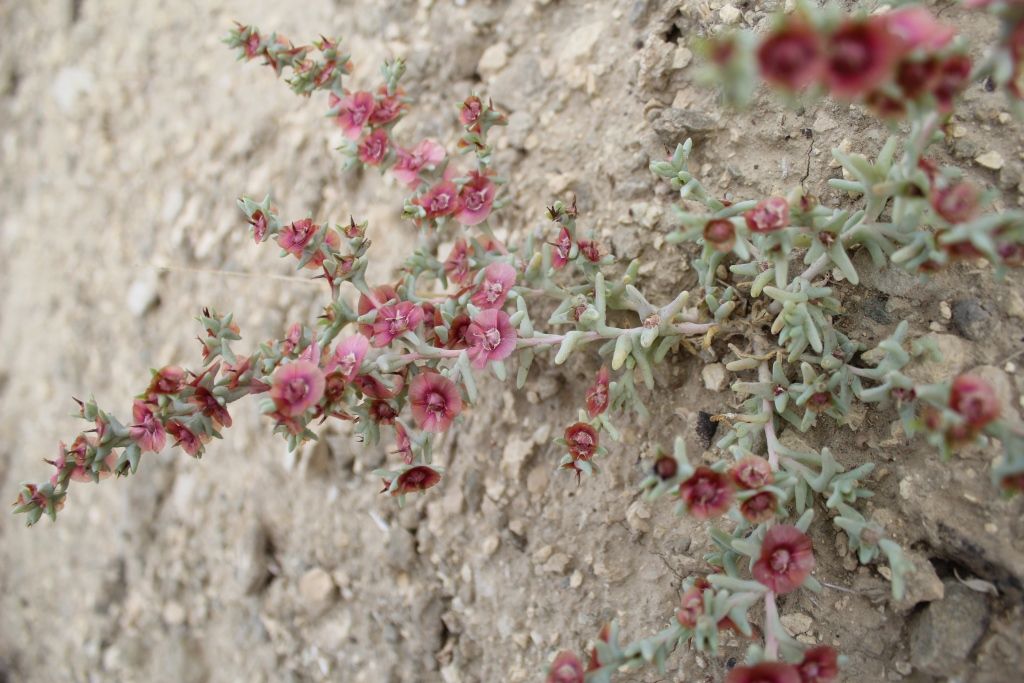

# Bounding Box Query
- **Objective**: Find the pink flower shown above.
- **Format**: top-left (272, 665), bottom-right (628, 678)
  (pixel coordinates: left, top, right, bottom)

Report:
top-left (679, 467), bottom-right (734, 519)
top-left (704, 219), bottom-right (737, 252)
top-left (372, 301), bottom-right (424, 347)
top-left (931, 181), bottom-right (981, 224)
top-left (325, 334), bottom-right (369, 382)
top-left (443, 239), bottom-right (472, 284)
top-left (130, 400), bottom-right (166, 453)
top-left (369, 86), bottom-right (406, 125)
top-left (470, 262), bottom-right (516, 309)
top-left (352, 373), bottom-right (405, 399)
top-left (357, 285), bottom-right (398, 337)
top-left (757, 19), bottom-right (825, 91)
top-left (392, 139), bottom-right (446, 188)
top-left (460, 95), bottom-right (484, 128)
top-left (727, 662), bottom-right (801, 683)
top-left (358, 129), bottom-right (390, 166)
top-left (896, 56), bottom-right (940, 99)
top-left (393, 422), bottom-right (414, 464)
top-left (731, 456), bottom-right (774, 489)
top-left (465, 309), bottom-right (516, 369)
top-left (752, 525), bottom-right (815, 594)
top-left (390, 465), bottom-right (442, 495)
top-left (741, 491), bottom-right (778, 524)
top-left (409, 372), bottom-right (463, 432)
top-left (884, 6), bottom-right (954, 54)
top-left (551, 227), bottom-right (572, 269)
top-left (546, 651), bottom-right (584, 683)
top-left (270, 360), bottom-right (326, 417)
top-left (745, 197), bottom-right (790, 233)
top-left (564, 422), bottom-right (599, 460)
top-left (949, 374), bottom-right (1000, 430)
top-left (165, 420), bottom-right (207, 457)
top-left (797, 646), bottom-right (839, 683)
top-left (369, 400), bottom-right (398, 424)
top-left (454, 171), bottom-right (496, 226)
top-left (825, 18), bottom-right (899, 98)
top-left (586, 366), bottom-right (610, 418)
top-left (415, 180), bottom-right (460, 220)
top-left (249, 209), bottom-right (269, 244)
top-left (147, 366), bottom-right (186, 396)
top-left (331, 91), bottom-right (375, 139)
top-left (276, 218), bottom-right (318, 256)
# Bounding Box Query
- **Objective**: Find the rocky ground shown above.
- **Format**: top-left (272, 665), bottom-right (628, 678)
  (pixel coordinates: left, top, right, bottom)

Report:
top-left (1, 0), bottom-right (1023, 681)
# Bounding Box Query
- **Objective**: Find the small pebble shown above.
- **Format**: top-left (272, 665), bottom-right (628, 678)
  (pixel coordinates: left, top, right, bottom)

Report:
top-left (975, 150), bottom-right (1005, 170)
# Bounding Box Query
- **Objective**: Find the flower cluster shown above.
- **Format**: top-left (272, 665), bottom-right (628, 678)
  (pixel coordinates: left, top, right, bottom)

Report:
top-left (15, 5), bottom-right (1024, 683)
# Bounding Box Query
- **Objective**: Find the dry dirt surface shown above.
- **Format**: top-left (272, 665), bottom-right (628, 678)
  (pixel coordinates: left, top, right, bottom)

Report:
top-left (1, 0), bottom-right (1023, 681)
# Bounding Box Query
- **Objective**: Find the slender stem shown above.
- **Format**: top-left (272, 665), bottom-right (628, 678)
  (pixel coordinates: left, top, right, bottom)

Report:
top-left (764, 591), bottom-right (780, 660)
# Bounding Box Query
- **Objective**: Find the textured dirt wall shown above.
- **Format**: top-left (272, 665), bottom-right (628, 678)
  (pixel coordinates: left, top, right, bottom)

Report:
top-left (1, 1), bottom-right (1022, 682)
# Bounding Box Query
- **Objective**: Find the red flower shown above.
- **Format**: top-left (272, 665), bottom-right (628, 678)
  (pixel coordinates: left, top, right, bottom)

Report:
top-left (825, 18), bottom-right (898, 98)
top-left (949, 374), bottom-right (1000, 430)
top-left (470, 261), bottom-right (516, 309)
top-left (732, 456), bottom-right (774, 489)
top-left (465, 309), bottom-right (517, 369)
top-left (546, 651), bottom-right (584, 683)
top-left (369, 86), bottom-right (406, 125)
top-left (585, 366), bottom-right (610, 418)
top-left (933, 179), bottom-right (978, 224)
top-left (654, 455), bottom-right (678, 480)
top-left (460, 95), bottom-right (484, 128)
top-left (752, 525), bottom-right (815, 594)
top-left (444, 239), bottom-right (472, 284)
top-left (369, 400), bottom-right (398, 424)
top-left (190, 386), bottom-right (232, 429)
top-left (392, 465), bottom-right (442, 495)
top-left (741, 491), bottom-right (778, 524)
top-left (745, 197), bottom-right (790, 233)
top-left (409, 372), bottom-right (463, 433)
top-left (676, 585), bottom-right (706, 628)
top-left (129, 400), bottom-right (166, 453)
top-left (797, 646), bottom-right (839, 683)
top-left (393, 422), bottom-right (414, 464)
top-left (896, 56), bottom-right (940, 99)
top-left (331, 90), bottom-right (375, 139)
top-left (352, 373), bottom-right (404, 399)
top-left (577, 239), bottom-right (601, 263)
top-left (679, 467), bottom-right (733, 519)
top-left (454, 171), bottom-right (496, 226)
top-left (276, 218), bottom-right (318, 256)
top-left (445, 314), bottom-right (472, 349)
top-left (564, 422), bottom-right (599, 460)
top-left (372, 301), bottom-right (424, 347)
top-left (865, 89), bottom-right (908, 119)
top-left (757, 19), bottom-right (825, 91)
top-left (393, 139), bottom-right (446, 188)
top-left (165, 420), bottom-right (207, 457)
top-left (931, 54), bottom-right (972, 112)
top-left (727, 662), bottom-right (801, 683)
top-left (704, 219), bottom-right (737, 252)
top-left (358, 129), bottom-right (390, 166)
top-left (415, 180), bottom-right (460, 220)
top-left (551, 227), bottom-right (572, 269)
top-left (270, 360), bottom-right (326, 417)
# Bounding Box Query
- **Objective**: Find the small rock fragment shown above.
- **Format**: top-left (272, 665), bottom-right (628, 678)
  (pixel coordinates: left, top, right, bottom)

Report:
top-left (975, 150), bottom-right (1005, 170)
top-left (719, 5), bottom-right (742, 24)
top-left (299, 567), bottom-right (336, 607)
top-left (701, 363), bottom-right (729, 392)
top-left (909, 581), bottom-right (989, 677)
top-left (477, 42), bottom-right (509, 78)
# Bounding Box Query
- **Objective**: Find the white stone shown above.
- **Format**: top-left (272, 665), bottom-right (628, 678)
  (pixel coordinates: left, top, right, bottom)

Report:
top-left (701, 363), bottom-right (729, 392)
top-left (299, 567), bottom-right (336, 605)
top-left (719, 5), bottom-right (742, 24)
top-left (477, 42), bottom-right (509, 78)
top-left (975, 151), bottom-right (1005, 170)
